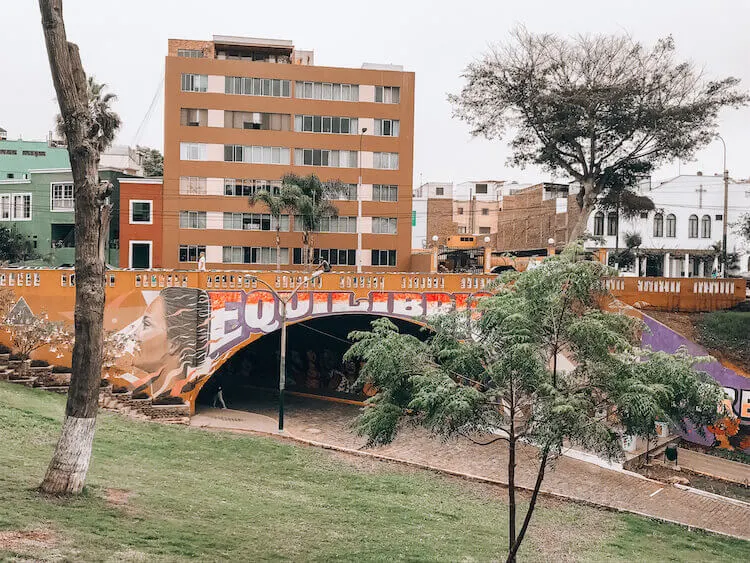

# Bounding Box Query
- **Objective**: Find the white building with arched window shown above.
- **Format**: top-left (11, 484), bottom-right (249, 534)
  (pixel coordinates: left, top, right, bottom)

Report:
top-left (585, 174), bottom-right (750, 277)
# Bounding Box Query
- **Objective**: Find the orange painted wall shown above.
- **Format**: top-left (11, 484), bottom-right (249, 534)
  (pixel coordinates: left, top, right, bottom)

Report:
top-left (119, 180), bottom-right (164, 268)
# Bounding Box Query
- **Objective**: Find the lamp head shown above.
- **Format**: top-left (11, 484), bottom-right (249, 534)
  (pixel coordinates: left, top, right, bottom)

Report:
top-left (483, 236), bottom-right (491, 243)
top-left (361, 127), bottom-right (368, 134)
top-left (547, 238), bottom-right (555, 245)
top-left (431, 235), bottom-right (439, 242)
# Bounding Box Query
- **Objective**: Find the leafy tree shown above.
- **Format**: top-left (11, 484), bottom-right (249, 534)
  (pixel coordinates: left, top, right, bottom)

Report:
top-left (248, 185), bottom-right (300, 271)
top-left (0, 226), bottom-right (36, 263)
top-left (736, 213), bottom-right (750, 242)
top-left (450, 28), bottom-right (748, 242)
top-left (55, 76), bottom-right (121, 152)
top-left (281, 174), bottom-right (340, 266)
top-left (137, 146), bottom-right (163, 177)
top-left (345, 251), bottom-right (725, 562)
top-left (40, 0), bottom-right (121, 494)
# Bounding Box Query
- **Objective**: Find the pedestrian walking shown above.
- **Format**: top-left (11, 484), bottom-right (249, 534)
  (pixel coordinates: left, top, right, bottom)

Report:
top-left (213, 386), bottom-right (227, 409)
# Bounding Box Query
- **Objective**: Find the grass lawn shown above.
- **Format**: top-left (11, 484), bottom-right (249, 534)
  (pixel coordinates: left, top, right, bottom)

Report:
top-left (1, 382), bottom-right (748, 562)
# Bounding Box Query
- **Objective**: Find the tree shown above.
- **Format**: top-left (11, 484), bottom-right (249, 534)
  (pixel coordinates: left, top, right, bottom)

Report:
top-left (281, 174), bottom-right (340, 267)
top-left (55, 76), bottom-right (121, 152)
top-left (449, 28), bottom-right (748, 242)
top-left (39, 0), bottom-right (121, 494)
top-left (248, 185), bottom-right (300, 271)
top-left (345, 250), bottom-right (725, 562)
top-left (736, 213), bottom-right (750, 242)
top-left (137, 146), bottom-right (163, 177)
top-left (0, 226), bottom-right (36, 263)
top-left (2, 311), bottom-right (70, 362)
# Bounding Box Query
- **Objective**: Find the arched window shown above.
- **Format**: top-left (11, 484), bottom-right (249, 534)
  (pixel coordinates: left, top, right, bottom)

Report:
top-left (653, 213), bottom-right (664, 237)
top-left (666, 214), bottom-right (676, 238)
top-left (593, 211), bottom-right (604, 236)
top-left (607, 212), bottom-right (618, 236)
top-left (688, 214), bottom-right (699, 238)
top-left (701, 215), bottom-right (711, 238)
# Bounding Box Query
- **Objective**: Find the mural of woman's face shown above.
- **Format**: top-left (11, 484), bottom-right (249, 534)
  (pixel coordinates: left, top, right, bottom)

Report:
top-left (134, 296), bottom-right (175, 373)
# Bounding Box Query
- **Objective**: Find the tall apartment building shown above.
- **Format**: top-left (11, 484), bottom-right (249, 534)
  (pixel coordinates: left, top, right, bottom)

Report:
top-left (163, 36), bottom-right (415, 271)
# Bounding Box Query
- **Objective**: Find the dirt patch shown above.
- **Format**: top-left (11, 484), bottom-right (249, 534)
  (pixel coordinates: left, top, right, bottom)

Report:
top-left (105, 488), bottom-right (135, 507)
top-left (647, 311), bottom-right (702, 342)
top-left (0, 529), bottom-right (58, 557)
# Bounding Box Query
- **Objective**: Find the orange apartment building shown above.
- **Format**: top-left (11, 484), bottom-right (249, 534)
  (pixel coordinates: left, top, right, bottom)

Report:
top-left (119, 178), bottom-right (164, 268)
top-left (163, 36), bottom-right (415, 272)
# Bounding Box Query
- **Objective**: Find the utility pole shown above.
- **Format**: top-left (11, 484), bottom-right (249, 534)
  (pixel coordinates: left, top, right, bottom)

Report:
top-left (717, 135), bottom-right (729, 277)
top-left (357, 127), bottom-right (367, 273)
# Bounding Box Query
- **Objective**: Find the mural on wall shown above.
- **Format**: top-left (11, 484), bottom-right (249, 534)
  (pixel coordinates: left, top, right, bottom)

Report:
top-left (105, 288), bottom-right (491, 407)
top-left (641, 315), bottom-right (750, 453)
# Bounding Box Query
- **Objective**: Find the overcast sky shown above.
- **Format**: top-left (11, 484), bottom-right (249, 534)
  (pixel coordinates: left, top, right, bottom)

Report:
top-left (2, 0), bottom-right (749, 187)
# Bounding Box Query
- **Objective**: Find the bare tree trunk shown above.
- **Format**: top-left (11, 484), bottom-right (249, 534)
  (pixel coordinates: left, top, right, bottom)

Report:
top-left (507, 449), bottom-right (549, 562)
top-left (275, 226), bottom-right (281, 272)
top-left (39, 0), bottom-right (106, 495)
top-left (507, 393), bottom-right (517, 561)
top-left (568, 179), bottom-right (597, 244)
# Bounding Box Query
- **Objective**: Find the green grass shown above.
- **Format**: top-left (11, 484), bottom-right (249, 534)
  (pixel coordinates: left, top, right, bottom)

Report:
top-left (697, 310), bottom-right (750, 369)
top-left (1, 382), bottom-right (748, 562)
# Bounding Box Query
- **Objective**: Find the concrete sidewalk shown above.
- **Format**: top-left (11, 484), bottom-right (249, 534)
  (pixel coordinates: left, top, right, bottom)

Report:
top-left (192, 401), bottom-right (750, 541)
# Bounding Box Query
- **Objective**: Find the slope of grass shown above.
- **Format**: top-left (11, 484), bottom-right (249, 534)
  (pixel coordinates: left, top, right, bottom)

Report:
top-left (697, 310), bottom-right (750, 370)
top-left (0, 382), bottom-right (748, 561)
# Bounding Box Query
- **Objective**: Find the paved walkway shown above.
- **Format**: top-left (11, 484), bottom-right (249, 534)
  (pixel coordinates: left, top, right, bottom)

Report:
top-left (677, 447), bottom-right (750, 485)
top-left (192, 397), bottom-right (750, 540)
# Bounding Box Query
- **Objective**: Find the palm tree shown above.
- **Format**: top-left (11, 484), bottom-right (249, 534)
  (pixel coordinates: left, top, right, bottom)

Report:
top-left (248, 185), bottom-right (299, 271)
top-left (282, 174), bottom-right (341, 268)
top-left (55, 76), bottom-right (122, 153)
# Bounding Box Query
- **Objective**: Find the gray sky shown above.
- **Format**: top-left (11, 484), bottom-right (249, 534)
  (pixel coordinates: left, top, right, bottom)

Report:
top-left (3, 0), bottom-right (749, 186)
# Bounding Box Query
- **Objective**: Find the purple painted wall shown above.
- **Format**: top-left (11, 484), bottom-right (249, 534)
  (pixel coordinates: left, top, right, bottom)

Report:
top-left (642, 315), bottom-right (750, 452)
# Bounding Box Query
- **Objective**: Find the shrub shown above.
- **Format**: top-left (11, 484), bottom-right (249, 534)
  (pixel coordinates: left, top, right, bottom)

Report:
top-left (8, 353), bottom-right (23, 361)
top-left (30, 359), bottom-right (50, 367)
top-left (0, 343), bottom-right (11, 354)
top-left (51, 365), bottom-right (72, 373)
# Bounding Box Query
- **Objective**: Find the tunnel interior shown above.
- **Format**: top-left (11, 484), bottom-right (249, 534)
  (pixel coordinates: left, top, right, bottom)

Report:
top-left (197, 314), bottom-right (427, 408)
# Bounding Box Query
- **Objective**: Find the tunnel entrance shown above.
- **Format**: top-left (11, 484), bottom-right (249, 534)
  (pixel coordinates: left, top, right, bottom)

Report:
top-left (196, 314), bottom-right (427, 410)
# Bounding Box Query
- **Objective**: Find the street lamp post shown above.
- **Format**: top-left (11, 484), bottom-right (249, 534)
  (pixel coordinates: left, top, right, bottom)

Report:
top-left (357, 127), bottom-right (367, 273)
top-left (716, 135), bottom-right (729, 277)
top-left (248, 262), bottom-right (329, 431)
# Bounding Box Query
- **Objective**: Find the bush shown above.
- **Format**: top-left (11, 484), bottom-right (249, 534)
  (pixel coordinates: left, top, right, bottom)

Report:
top-left (0, 344), bottom-right (11, 354)
top-left (30, 359), bottom-right (50, 367)
top-left (51, 365), bottom-right (72, 373)
top-left (8, 353), bottom-right (23, 361)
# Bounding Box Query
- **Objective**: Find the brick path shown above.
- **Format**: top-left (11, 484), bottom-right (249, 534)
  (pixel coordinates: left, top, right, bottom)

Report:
top-left (193, 396), bottom-right (750, 540)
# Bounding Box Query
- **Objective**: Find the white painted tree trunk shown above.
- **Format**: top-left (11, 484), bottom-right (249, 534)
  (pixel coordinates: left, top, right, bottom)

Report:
top-left (40, 416), bottom-right (97, 494)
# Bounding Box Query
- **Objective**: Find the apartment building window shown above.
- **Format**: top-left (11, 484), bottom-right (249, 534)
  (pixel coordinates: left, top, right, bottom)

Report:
top-left (223, 246), bottom-right (288, 265)
top-left (180, 142), bottom-right (207, 161)
top-left (179, 176), bottom-right (207, 195)
top-left (224, 212), bottom-right (289, 231)
top-left (457, 207), bottom-right (464, 215)
top-left (332, 184), bottom-right (357, 200)
top-left (481, 208), bottom-right (489, 216)
top-left (479, 226), bottom-right (491, 234)
top-left (225, 111), bottom-right (290, 131)
top-left (372, 217), bottom-right (397, 234)
top-left (701, 214), bottom-right (711, 238)
top-left (593, 211), bottom-right (604, 236)
top-left (22, 150), bottom-right (46, 157)
top-left (0, 195), bottom-right (10, 220)
top-left (295, 81), bottom-right (359, 101)
top-left (179, 211), bottom-right (206, 229)
top-left (372, 184), bottom-right (398, 202)
top-left (305, 248), bottom-right (356, 266)
top-left (688, 214), bottom-right (699, 238)
top-left (224, 145), bottom-right (291, 164)
top-left (0, 149), bottom-right (17, 155)
top-left (181, 73), bottom-right (207, 92)
top-left (177, 49), bottom-right (204, 58)
top-left (225, 178), bottom-right (282, 197)
top-left (475, 183), bottom-right (488, 194)
top-left (1, 194), bottom-right (31, 221)
top-left (180, 108), bottom-right (208, 127)
top-left (51, 182), bottom-right (74, 211)
top-left (653, 213), bottom-right (664, 237)
top-left (130, 200), bottom-right (152, 224)
top-left (225, 77), bottom-right (291, 97)
top-left (458, 226), bottom-right (467, 234)
top-left (294, 149), bottom-right (357, 168)
top-left (373, 152), bottom-right (399, 170)
top-left (374, 119), bottom-right (400, 137)
top-left (294, 115), bottom-right (359, 134)
top-left (606, 212), bottom-right (617, 236)
top-left (179, 245), bottom-right (205, 262)
top-left (371, 249), bottom-right (397, 266)
top-left (294, 215), bottom-right (356, 233)
top-left (435, 187), bottom-right (444, 196)
top-left (666, 214), bottom-right (676, 238)
top-left (375, 86), bottom-right (400, 104)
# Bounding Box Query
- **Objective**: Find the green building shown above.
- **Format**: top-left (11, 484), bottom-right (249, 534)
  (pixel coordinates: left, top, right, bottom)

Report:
top-left (0, 138), bottom-right (70, 180)
top-left (0, 168), bottom-right (129, 266)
